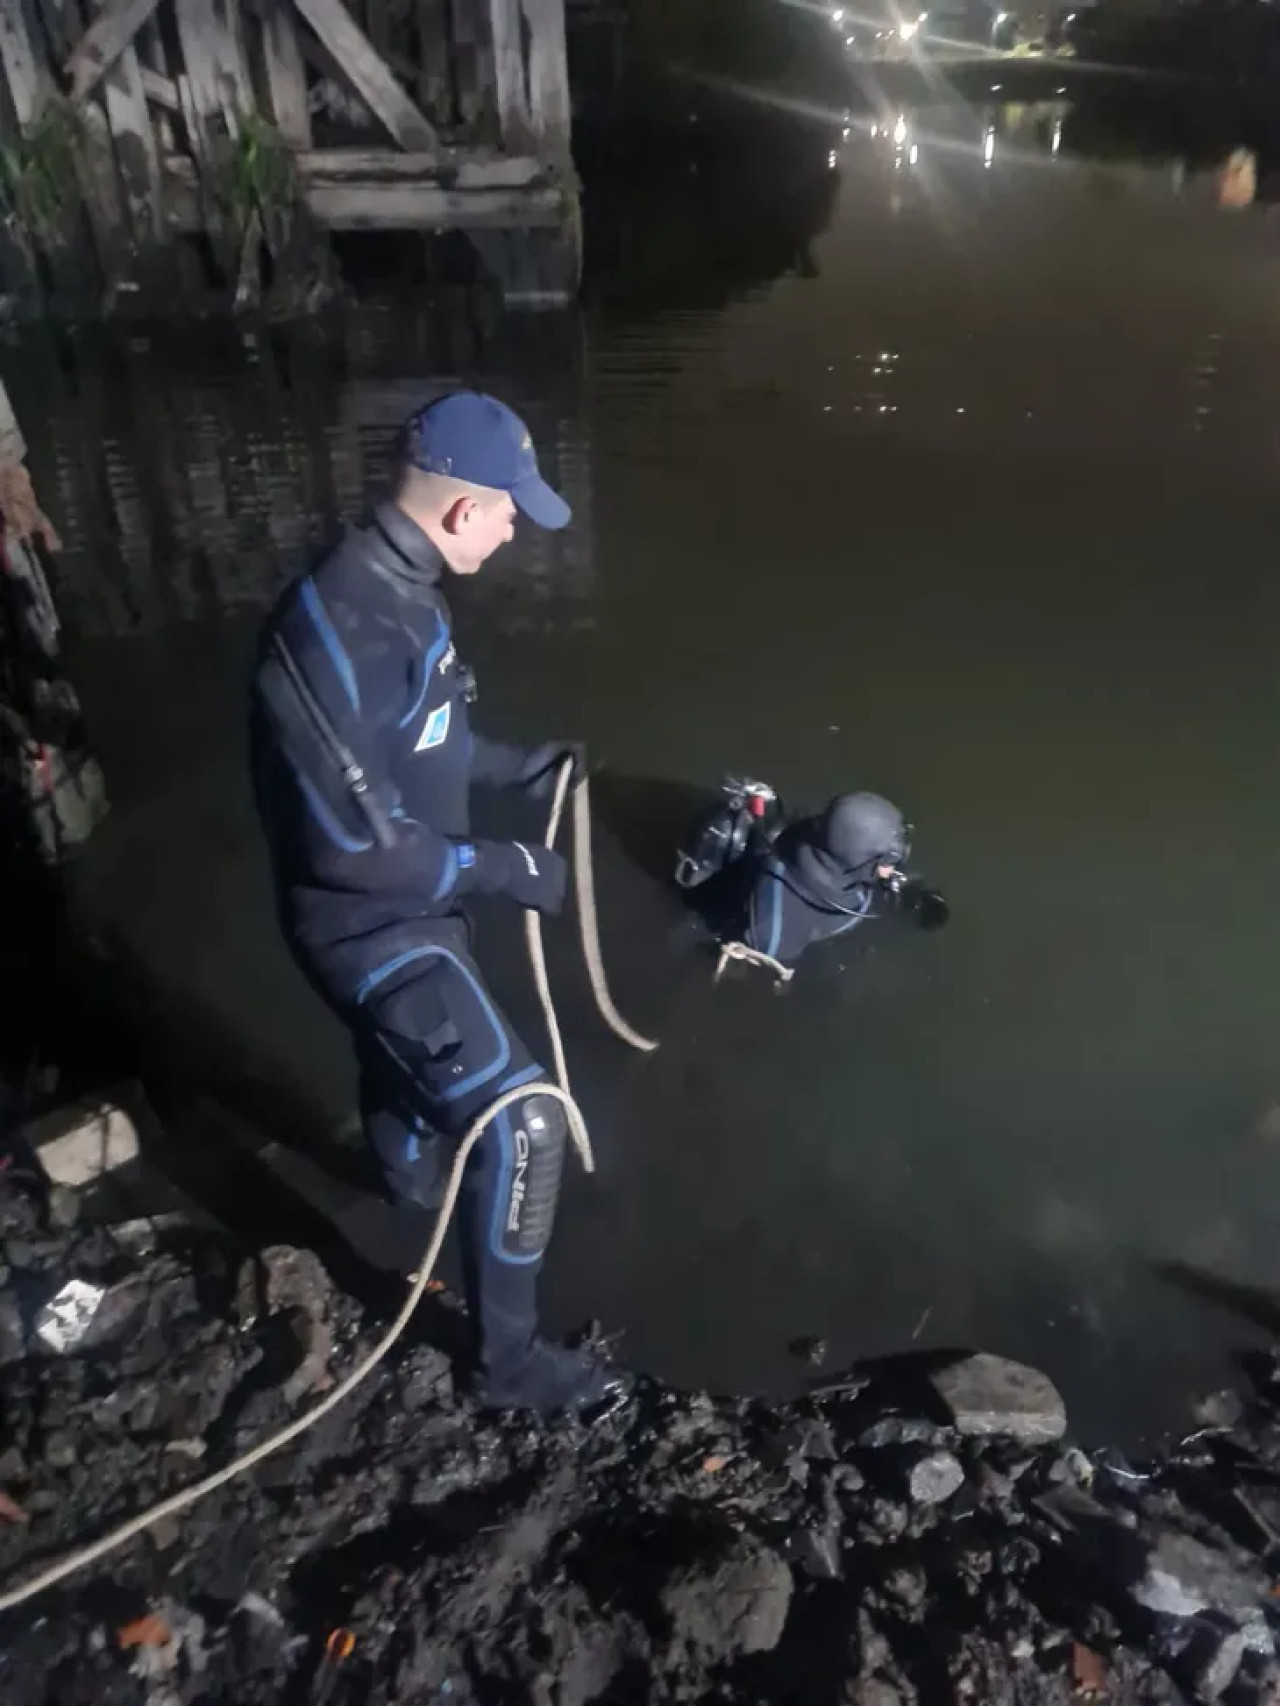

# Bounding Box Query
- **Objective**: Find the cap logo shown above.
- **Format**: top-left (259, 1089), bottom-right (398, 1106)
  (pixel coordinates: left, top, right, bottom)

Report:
top-left (521, 433), bottom-right (532, 450)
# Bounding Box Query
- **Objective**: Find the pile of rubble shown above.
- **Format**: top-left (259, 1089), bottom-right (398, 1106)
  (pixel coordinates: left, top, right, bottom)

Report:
top-left (1, 1163), bottom-right (1279, 1704)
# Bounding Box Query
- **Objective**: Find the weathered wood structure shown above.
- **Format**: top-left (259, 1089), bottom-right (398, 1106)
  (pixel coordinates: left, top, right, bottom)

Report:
top-left (0, 0), bottom-right (580, 314)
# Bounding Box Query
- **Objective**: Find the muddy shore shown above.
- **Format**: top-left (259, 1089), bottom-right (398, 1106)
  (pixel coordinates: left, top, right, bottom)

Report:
top-left (1, 1156), bottom-right (1279, 1706)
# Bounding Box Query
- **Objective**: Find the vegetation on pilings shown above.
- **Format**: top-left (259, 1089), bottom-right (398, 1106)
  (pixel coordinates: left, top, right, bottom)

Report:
top-left (0, 103), bottom-right (83, 257)
top-left (210, 109), bottom-right (301, 253)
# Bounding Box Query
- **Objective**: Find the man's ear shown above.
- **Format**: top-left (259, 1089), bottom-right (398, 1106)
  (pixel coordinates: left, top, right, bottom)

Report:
top-left (440, 495), bottom-right (474, 536)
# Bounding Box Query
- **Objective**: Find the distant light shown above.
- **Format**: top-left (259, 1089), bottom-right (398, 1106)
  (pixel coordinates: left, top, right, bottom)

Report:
top-left (1052, 118), bottom-right (1063, 154)
top-left (846, 33), bottom-right (855, 44)
top-left (909, 143), bottom-right (920, 164)
top-left (983, 125), bottom-right (996, 166)
top-left (1055, 85), bottom-right (1066, 93)
top-left (991, 81), bottom-right (1003, 89)
top-left (871, 122), bottom-right (880, 137)
top-left (995, 10), bottom-right (1010, 21)
top-left (829, 150), bottom-right (839, 168)
top-left (832, 7), bottom-right (845, 19)
top-left (899, 18), bottom-right (919, 38)
top-left (843, 125), bottom-right (851, 138)
top-left (893, 113), bottom-right (908, 146)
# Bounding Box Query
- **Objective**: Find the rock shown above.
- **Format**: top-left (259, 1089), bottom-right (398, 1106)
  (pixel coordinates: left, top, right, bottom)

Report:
top-left (259, 1246), bottom-right (333, 1403)
top-left (1192, 1389), bottom-right (1245, 1432)
top-left (42, 1430), bottom-right (77, 1470)
top-left (883, 1566), bottom-right (928, 1612)
top-left (148, 1516), bottom-right (182, 1552)
top-left (0, 1295), bottom-right (24, 1366)
top-left (660, 1532), bottom-right (793, 1659)
top-left (782, 1418), bottom-right (838, 1461)
top-left (859, 1417), bottom-right (947, 1450)
top-left (871, 1499), bottom-right (908, 1539)
top-left (908, 1452), bottom-right (965, 1507)
top-left (846, 1681), bottom-right (913, 1706)
top-left (25, 1091), bottom-right (146, 1188)
top-left (929, 1354), bottom-right (1067, 1445)
top-left (792, 1520), bottom-right (842, 1579)
top-left (1197, 1627), bottom-right (1249, 1701)
top-left (0, 1445), bottom-right (26, 1481)
top-left (790, 1336), bottom-right (829, 1366)
top-left (831, 1463), bottom-right (866, 1494)
top-left (45, 1187), bottom-right (79, 1232)
top-left (1132, 1531), bottom-right (1266, 1619)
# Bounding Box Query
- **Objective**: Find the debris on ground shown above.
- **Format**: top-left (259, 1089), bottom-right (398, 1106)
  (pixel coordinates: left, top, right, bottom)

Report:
top-left (3, 1165), bottom-right (1280, 1705)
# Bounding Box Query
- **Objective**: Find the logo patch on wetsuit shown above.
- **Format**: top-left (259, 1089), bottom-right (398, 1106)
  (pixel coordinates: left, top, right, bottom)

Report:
top-left (415, 700), bottom-right (451, 752)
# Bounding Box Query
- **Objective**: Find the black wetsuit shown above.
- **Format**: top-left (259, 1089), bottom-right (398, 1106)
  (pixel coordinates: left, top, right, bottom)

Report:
top-left (251, 500), bottom-right (567, 1393)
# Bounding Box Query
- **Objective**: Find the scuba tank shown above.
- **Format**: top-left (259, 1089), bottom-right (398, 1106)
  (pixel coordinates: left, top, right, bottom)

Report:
top-left (674, 777), bottom-right (781, 889)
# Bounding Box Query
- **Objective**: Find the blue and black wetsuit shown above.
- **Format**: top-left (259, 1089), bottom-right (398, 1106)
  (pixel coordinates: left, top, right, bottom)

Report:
top-left (738, 792), bottom-right (910, 968)
top-left (252, 499), bottom-right (567, 1393)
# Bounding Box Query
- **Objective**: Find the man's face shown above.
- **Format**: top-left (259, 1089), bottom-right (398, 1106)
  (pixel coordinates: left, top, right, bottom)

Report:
top-left (444, 491), bottom-right (517, 575)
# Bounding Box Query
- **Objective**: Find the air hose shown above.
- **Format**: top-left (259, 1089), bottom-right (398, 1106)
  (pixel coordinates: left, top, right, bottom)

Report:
top-left (0, 761), bottom-right (656, 1613)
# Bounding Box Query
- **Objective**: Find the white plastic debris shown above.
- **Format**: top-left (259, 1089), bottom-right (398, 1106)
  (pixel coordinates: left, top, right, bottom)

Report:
top-left (35, 1279), bottom-right (106, 1353)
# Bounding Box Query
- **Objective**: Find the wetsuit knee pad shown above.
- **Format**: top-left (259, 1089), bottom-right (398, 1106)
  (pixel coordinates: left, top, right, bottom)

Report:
top-left (495, 1092), bottom-right (566, 1261)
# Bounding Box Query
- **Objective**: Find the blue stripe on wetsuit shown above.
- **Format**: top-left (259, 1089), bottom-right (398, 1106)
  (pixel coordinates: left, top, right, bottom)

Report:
top-left (299, 576), bottom-right (360, 713)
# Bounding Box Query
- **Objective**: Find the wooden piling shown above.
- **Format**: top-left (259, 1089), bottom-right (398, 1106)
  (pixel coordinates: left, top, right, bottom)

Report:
top-left (0, 0), bottom-right (582, 315)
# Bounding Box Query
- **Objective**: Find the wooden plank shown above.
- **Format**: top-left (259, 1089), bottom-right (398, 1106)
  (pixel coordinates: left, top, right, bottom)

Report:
top-left (260, 0), bottom-right (310, 146)
top-left (89, 0), bottom-right (163, 242)
top-left (64, 0), bottom-right (165, 105)
top-left (0, 1), bottom-right (48, 130)
top-left (293, 0), bottom-right (439, 153)
top-left (298, 148), bottom-right (543, 187)
top-left (489, 0), bottom-right (531, 151)
top-left (174, 0), bottom-right (241, 150)
top-left (139, 64), bottom-right (178, 110)
top-left (163, 170), bottom-right (564, 230)
top-left (416, 0), bottom-right (451, 125)
top-left (523, 0), bottom-right (571, 157)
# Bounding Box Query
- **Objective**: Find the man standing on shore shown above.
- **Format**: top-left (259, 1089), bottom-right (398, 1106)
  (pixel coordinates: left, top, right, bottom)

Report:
top-left (252, 391), bottom-right (624, 1414)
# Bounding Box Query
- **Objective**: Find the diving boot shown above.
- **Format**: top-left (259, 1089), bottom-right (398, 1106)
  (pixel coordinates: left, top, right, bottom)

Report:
top-left (474, 1336), bottom-right (632, 1416)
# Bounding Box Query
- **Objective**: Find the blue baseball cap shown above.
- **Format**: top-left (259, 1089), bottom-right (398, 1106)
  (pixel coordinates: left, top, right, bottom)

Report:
top-left (403, 391), bottom-right (571, 531)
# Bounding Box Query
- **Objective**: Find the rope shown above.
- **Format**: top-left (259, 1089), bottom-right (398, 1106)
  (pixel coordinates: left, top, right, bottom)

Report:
top-left (715, 940), bottom-right (795, 984)
top-left (526, 765), bottom-right (659, 1098)
top-left (0, 758), bottom-right (653, 1613)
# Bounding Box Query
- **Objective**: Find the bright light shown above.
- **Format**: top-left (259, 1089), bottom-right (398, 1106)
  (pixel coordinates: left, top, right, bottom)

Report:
top-left (843, 125), bottom-right (851, 138)
top-left (829, 150), bottom-right (839, 168)
top-left (909, 143), bottom-right (920, 164)
top-left (1052, 118), bottom-right (1063, 155)
top-left (995, 10), bottom-right (1010, 22)
top-left (832, 6), bottom-right (844, 18)
top-left (846, 33), bottom-right (855, 44)
top-left (893, 113), bottom-right (908, 146)
top-left (899, 18), bottom-right (919, 38)
top-left (983, 125), bottom-right (996, 167)
top-left (871, 122), bottom-right (880, 137)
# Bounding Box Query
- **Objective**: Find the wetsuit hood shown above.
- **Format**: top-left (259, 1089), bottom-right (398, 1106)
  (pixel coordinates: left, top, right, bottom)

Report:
top-left (780, 791), bottom-right (908, 909)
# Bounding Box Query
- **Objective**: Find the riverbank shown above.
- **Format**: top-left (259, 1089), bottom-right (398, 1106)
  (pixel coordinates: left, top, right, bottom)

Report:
top-left (1, 1150), bottom-right (1278, 1706)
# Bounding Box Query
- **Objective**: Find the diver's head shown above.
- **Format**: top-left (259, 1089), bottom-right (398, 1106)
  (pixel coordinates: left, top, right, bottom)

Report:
top-left (817, 792), bottom-right (910, 883)
top-left (394, 392), bottom-right (570, 575)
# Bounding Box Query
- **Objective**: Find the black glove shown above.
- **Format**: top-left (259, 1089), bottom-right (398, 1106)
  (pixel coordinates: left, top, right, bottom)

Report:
top-left (476, 839), bottom-right (568, 914)
top-left (519, 741), bottom-right (586, 801)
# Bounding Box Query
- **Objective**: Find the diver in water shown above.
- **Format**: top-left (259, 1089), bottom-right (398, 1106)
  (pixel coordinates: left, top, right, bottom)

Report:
top-left (676, 781), bottom-right (947, 971)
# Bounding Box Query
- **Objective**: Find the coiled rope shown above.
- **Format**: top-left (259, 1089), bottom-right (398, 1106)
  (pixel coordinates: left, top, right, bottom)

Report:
top-left (0, 761), bottom-right (654, 1613)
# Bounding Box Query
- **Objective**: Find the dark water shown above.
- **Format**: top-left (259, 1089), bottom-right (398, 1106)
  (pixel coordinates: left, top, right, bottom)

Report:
top-left (15, 89), bottom-right (1280, 1442)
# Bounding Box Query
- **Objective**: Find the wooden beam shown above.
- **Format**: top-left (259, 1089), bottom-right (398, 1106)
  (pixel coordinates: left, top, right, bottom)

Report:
top-left (490, 0), bottom-right (532, 152)
top-left (416, 0), bottom-right (451, 125)
top-left (298, 148), bottom-right (543, 188)
top-left (163, 171), bottom-right (564, 231)
top-left (139, 63), bottom-right (178, 110)
top-left (89, 0), bottom-right (162, 242)
top-left (292, 0), bottom-right (440, 153)
top-left (64, 0), bottom-right (165, 105)
top-left (524, 0), bottom-right (571, 157)
top-left (0, 1), bottom-right (48, 130)
top-left (260, 0), bottom-right (310, 147)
